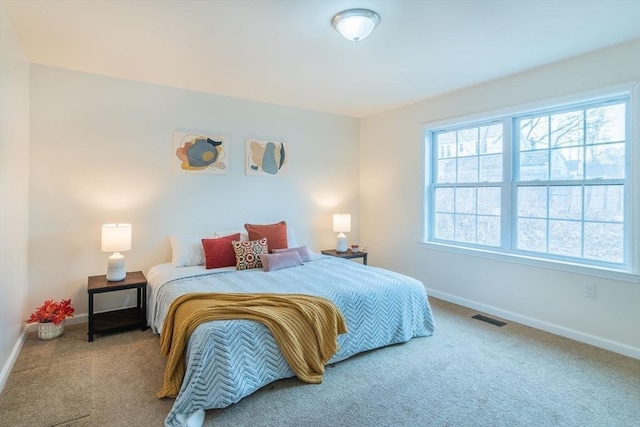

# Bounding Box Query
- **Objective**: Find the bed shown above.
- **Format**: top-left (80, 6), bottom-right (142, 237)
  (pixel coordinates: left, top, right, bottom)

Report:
top-left (147, 254), bottom-right (435, 427)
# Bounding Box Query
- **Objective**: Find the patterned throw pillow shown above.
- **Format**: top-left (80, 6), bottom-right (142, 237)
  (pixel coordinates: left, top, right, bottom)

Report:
top-left (232, 238), bottom-right (269, 270)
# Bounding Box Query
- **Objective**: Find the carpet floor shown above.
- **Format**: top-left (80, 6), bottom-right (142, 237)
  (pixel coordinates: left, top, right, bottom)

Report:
top-left (0, 297), bottom-right (638, 427)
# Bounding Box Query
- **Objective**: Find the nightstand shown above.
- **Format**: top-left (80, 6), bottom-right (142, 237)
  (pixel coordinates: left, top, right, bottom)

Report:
top-left (87, 271), bottom-right (147, 342)
top-left (321, 249), bottom-right (368, 265)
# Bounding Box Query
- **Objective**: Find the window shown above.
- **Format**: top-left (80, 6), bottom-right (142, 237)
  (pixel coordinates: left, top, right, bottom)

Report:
top-left (433, 123), bottom-right (503, 246)
top-left (424, 89), bottom-right (637, 278)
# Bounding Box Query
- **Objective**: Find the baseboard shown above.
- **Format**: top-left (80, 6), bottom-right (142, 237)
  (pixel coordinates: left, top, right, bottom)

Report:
top-left (0, 314), bottom-right (88, 393)
top-left (427, 288), bottom-right (640, 360)
top-left (0, 324), bottom-right (28, 393)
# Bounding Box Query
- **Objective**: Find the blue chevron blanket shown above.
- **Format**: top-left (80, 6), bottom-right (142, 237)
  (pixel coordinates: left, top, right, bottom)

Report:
top-left (147, 256), bottom-right (435, 427)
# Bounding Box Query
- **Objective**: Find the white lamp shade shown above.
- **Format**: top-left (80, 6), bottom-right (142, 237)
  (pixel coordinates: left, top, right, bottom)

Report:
top-left (101, 224), bottom-right (132, 253)
top-left (332, 9), bottom-right (380, 42)
top-left (333, 214), bottom-right (351, 233)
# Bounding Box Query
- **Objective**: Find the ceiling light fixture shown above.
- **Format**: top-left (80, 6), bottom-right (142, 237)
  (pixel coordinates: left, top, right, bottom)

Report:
top-left (331, 9), bottom-right (380, 42)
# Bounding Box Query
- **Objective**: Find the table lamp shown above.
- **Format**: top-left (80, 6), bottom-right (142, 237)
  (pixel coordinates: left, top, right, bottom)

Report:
top-left (333, 214), bottom-right (351, 252)
top-left (101, 223), bottom-right (132, 281)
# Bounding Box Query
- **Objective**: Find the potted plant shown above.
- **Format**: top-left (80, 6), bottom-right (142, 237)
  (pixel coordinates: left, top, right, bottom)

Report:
top-left (26, 299), bottom-right (75, 340)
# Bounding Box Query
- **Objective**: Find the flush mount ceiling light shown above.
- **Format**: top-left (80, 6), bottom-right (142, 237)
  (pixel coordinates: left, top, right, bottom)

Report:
top-left (331, 8), bottom-right (380, 42)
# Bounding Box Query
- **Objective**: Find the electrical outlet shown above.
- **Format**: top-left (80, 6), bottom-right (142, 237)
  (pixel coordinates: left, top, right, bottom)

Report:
top-left (584, 283), bottom-right (597, 299)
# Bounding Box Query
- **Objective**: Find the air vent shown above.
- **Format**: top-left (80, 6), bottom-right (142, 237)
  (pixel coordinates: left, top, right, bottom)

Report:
top-left (472, 314), bottom-right (507, 327)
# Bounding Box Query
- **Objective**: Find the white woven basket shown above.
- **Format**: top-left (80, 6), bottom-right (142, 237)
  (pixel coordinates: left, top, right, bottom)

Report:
top-left (38, 320), bottom-right (65, 340)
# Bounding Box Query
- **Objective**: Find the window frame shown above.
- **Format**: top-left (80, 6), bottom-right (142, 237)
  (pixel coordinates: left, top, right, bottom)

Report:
top-left (421, 83), bottom-right (640, 283)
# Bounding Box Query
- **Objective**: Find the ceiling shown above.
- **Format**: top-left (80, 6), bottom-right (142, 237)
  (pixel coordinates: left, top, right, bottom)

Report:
top-left (3, 0), bottom-right (640, 118)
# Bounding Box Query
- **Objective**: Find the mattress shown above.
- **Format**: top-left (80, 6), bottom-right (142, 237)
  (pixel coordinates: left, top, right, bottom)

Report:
top-left (147, 256), bottom-right (435, 426)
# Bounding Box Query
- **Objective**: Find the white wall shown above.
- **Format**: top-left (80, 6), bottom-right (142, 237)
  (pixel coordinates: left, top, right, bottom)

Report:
top-left (28, 65), bottom-right (360, 317)
top-left (360, 40), bottom-right (640, 358)
top-left (0, 3), bottom-right (30, 389)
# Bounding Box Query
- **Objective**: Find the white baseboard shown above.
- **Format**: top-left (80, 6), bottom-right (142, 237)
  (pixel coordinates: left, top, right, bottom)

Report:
top-left (427, 288), bottom-right (640, 360)
top-left (0, 324), bottom-right (28, 393)
top-left (1, 314), bottom-right (88, 392)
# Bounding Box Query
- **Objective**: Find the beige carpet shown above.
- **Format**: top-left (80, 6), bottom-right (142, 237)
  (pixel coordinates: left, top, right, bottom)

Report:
top-left (1, 298), bottom-right (638, 427)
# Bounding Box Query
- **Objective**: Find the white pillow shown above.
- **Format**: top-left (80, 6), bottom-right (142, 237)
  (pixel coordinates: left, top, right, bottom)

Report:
top-left (213, 230), bottom-right (249, 241)
top-left (287, 226), bottom-right (299, 248)
top-left (169, 235), bottom-right (209, 267)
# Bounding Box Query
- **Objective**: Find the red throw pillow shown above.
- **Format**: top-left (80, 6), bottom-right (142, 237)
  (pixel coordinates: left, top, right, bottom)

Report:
top-left (244, 221), bottom-right (288, 251)
top-left (202, 233), bottom-right (241, 269)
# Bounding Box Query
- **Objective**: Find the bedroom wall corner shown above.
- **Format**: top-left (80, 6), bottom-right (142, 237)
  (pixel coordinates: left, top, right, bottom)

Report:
top-left (0, 2), bottom-right (31, 391)
top-left (359, 40), bottom-right (640, 357)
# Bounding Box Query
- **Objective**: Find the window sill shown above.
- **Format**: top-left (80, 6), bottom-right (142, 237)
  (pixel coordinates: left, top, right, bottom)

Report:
top-left (418, 241), bottom-right (639, 283)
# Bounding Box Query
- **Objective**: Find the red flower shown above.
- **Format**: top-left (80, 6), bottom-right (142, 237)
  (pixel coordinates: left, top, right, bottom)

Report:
top-left (27, 299), bottom-right (74, 325)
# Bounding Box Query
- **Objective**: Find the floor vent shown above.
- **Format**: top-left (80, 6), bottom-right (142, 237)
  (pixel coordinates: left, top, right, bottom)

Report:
top-left (472, 314), bottom-right (507, 327)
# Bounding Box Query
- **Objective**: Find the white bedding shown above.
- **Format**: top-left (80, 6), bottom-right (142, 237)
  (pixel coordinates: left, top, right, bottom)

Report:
top-left (147, 256), bottom-right (435, 427)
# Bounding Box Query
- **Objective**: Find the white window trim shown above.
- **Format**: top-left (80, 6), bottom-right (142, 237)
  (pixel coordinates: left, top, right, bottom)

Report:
top-left (421, 82), bottom-right (640, 283)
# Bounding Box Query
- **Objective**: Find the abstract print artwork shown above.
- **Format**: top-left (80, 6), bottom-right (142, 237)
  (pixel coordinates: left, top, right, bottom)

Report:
top-left (246, 139), bottom-right (288, 175)
top-left (174, 131), bottom-right (227, 174)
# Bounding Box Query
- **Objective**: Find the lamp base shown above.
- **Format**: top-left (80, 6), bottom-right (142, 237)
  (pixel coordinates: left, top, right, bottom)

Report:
top-left (336, 233), bottom-right (348, 253)
top-left (106, 252), bottom-right (126, 281)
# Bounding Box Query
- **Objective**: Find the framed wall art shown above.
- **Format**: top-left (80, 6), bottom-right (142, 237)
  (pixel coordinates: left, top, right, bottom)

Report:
top-left (174, 130), bottom-right (228, 174)
top-left (245, 138), bottom-right (288, 176)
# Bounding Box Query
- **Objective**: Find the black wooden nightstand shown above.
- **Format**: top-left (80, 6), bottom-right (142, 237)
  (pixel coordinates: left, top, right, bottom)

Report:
top-left (321, 249), bottom-right (368, 265)
top-left (87, 271), bottom-right (147, 342)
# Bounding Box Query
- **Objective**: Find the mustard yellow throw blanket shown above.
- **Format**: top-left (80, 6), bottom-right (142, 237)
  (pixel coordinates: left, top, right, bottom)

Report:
top-left (156, 292), bottom-right (347, 398)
